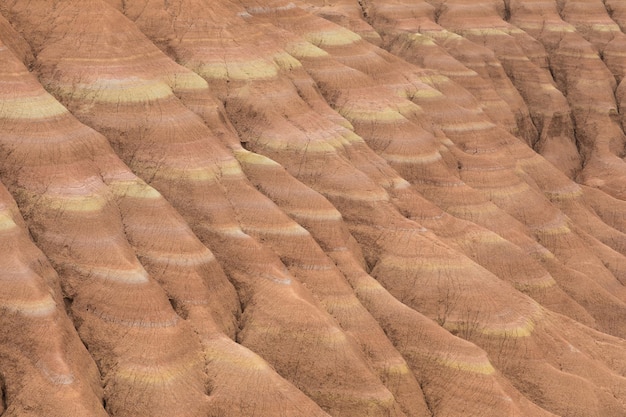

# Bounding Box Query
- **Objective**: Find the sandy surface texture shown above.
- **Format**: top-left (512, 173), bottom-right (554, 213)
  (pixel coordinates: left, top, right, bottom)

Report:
top-left (1, 1), bottom-right (626, 416)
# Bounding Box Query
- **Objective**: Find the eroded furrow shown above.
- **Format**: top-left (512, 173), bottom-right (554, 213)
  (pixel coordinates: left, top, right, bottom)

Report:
top-left (2, 0), bottom-right (626, 416)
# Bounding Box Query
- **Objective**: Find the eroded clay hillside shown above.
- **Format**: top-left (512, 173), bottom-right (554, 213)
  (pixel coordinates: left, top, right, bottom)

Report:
top-left (1, 0), bottom-right (626, 416)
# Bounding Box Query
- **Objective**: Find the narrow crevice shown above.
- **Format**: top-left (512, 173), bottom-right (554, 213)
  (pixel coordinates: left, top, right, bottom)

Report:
top-left (547, 59), bottom-right (557, 84)
top-left (433, 4), bottom-right (446, 24)
top-left (234, 295), bottom-right (246, 345)
top-left (357, 0), bottom-right (370, 22)
top-left (217, 272), bottom-right (247, 344)
top-left (58, 289), bottom-right (108, 414)
top-left (516, 110), bottom-right (540, 148)
top-left (0, 374), bottom-right (6, 415)
top-left (0, 8), bottom-right (37, 69)
top-left (187, 323), bottom-right (215, 399)
top-left (547, 60), bottom-right (567, 97)
top-left (62, 296), bottom-right (75, 319)
top-left (417, 381), bottom-right (436, 417)
top-left (570, 112), bottom-right (588, 182)
top-left (503, 0), bottom-right (511, 22)
top-left (603, 0), bottom-right (615, 22)
top-left (363, 252), bottom-right (378, 274)
top-left (168, 297), bottom-right (189, 320)
top-left (204, 377), bottom-right (214, 397)
top-left (555, 0), bottom-right (566, 20)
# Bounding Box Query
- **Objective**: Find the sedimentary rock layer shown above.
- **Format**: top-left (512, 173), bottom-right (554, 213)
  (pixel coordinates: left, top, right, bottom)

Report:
top-left (1, 0), bottom-right (626, 416)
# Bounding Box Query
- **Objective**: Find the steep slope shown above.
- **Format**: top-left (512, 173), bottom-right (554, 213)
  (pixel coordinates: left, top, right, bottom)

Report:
top-left (1, 0), bottom-right (626, 416)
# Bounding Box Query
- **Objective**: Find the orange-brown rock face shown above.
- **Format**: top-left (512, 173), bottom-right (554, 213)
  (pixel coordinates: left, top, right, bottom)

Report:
top-left (2, 0), bottom-right (626, 416)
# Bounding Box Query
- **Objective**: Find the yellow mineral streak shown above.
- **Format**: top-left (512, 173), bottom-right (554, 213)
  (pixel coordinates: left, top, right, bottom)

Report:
top-left (0, 93), bottom-right (68, 119)
top-left (436, 356), bottom-right (495, 375)
top-left (166, 72), bottom-right (209, 91)
top-left (0, 69), bottom-right (31, 77)
top-left (361, 392), bottom-right (396, 410)
top-left (110, 179), bottom-right (162, 199)
top-left (540, 83), bottom-right (558, 91)
top-left (76, 265), bottom-right (150, 284)
top-left (445, 309), bottom-right (540, 338)
top-left (341, 130), bottom-right (365, 144)
top-left (384, 361), bottom-right (411, 375)
top-left (392, 178), bottom-right (411, 189)
top-left (534, 221), bottom-right (571, 236)
top-left (382, 150), bottom-right (442, 164)
top-left (322, 187), bottom-right (389, 202)
top-left (439, 69), bottom-right (480, 78)
top-left (287, 207), bottom-right (343, 221)
top-left (353, 275), bottom-right (387, 293)
top-left (409, 88), bottom-right (444, 99)
top-left (257, 324), bottom-right (348, 344)
top-left (0, 211), bottom-right (17, 231)
top-left (589, 23), bottom-right (620, 32)
top-left (604, 50), bottom-right (626, 57)
top-left (140, 248), bottom-right (216, 267)
top-left (331, 117), bottom-right (355, 131)
top-left (234, 149), bottom-right (281, 166)
top-left (520, 22), bottom-right (576, 33)
top-left (219, 159), bottom-right (245, 177)
top-left (2, 295), bottom-right (56, 316)
top-left (117, 355), bottom-right (204, 384)
top-left (243, 223), bottom-right (310, 236)
top-left (439, 138), bottom-right (455, 147)
top-left (285, 41), bottom-right (329, 58)
top-left (338, 106), bottom-right (406, 123)
top-left (322, 133), bottom-right (360, 151)
top-left (442, 120), bottom-right (495, 133)
top-left (198, 59), bottom-right (278, 80)
top-left (258, 136), bottom-right (338, 153)
top-left (208, 225), bottom-right (249, 238)
top-left (423, 30), bottom-right (463, 42)
top-left (528, 246), bottom-right (556, 261)
top-left (206, 342), bottom-right (271, 371)
top-left (273, 51), bottom-right (303, 70)
top-left (42, 193), bottom-right (108, 212)
top-left (407, 33), bottom-right (436, 46)
top-left (305, 28), bottom-right (362, 47)
top-left (460, 28), bottom-right (508, 37)
top-left (62, 78), bottom-right (173, 103)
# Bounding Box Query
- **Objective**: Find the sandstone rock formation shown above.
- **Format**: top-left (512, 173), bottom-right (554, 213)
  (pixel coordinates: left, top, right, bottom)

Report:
top-left (1, 0), bottom-right (626, 416)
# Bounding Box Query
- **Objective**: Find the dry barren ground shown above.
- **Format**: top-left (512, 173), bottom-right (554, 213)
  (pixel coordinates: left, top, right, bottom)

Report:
top-left (2, 1), bottom-right (626, 416)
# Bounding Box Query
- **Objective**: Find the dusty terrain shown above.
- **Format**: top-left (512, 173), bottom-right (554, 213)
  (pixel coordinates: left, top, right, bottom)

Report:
top-left (1, 0), bottom-right (626, 416)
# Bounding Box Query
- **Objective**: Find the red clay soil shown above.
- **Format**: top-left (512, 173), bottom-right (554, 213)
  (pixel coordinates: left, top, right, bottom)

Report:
top-left (1, 0), bottom-right (626, 416)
